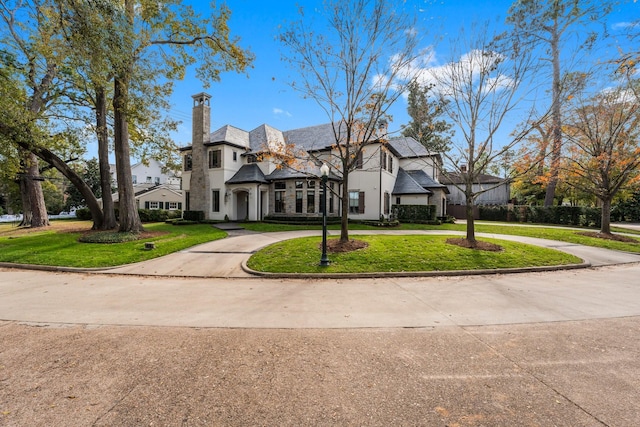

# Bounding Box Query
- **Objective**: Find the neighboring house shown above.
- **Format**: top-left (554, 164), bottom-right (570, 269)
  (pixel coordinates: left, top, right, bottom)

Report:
top-left (109, 183), bottom-right (183, 211)
top-left (109, 158), bottom-right (181, 189)
top-left (440, 170), bottom-right (511, 206)
top-left (180, 92), bottom-right (448, 221)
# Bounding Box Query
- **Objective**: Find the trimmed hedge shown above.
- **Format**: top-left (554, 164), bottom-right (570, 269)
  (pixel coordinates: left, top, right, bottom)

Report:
top-left (183, 210), bottom-right (205, 221)
top-left (478, 205), bottom-right (602, 228)
top-left (391, 204), bottom-right (437, 222)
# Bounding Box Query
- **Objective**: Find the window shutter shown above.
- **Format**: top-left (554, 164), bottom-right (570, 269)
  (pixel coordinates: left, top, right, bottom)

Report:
top-left (145, 201), bottom-right (149, 209)
top-left (178, 202), bottom-right (182, 210)
top-left (358, 192), bottom-right (365, 214)
top-left (159, 202), bottom-right (164, 209)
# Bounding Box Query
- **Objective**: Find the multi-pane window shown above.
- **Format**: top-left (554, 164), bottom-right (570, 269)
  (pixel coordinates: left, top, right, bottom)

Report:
top-left (212, 190), bottom-right (220, 212)
top-left (155, 177), bottom-right (160, 185)
top-left (296, 190), bottom-right (303, 213)
top-left (307, 190), bottom-right (315, 213)
top-left (381, 150), bottom-right (387, 170)
top-left (208, 149), bottom-right (221, 168)
top-left (168, 202), bottom-right (179, 210)
top-left (384, 192), bottom-right (390, 215)
top-left (132, 175), bottom-right (137, 184)
top-left (275, 182), bottom-right (286, 213)
top-left (183, 154), bottom-right (192, 171)
top-left (149, 201), bottom-right (159, 209)
top-left (349, 191), bottom-right (364, 214)
top-left (388, 156), bottom-right (393, 173)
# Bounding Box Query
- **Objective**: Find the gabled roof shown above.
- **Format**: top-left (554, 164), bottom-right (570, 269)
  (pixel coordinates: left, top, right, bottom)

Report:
top-left (440, 172), bottom-right (506, 185)
top-left (405, 170), bottom-right (447, 189)
top-left (392, 168), bottom-right (432, 195)
top-left (226, 164), bottom-right (268, 184)
top-left (209, 125), bottom-right (250, 148)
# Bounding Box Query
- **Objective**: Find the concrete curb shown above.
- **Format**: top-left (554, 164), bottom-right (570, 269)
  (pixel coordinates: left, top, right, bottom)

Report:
top-left (241, 259), bottom-right (592, 279)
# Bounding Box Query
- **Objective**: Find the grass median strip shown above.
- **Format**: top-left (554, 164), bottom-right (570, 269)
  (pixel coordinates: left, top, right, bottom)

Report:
top-left (0, 221), bottom-right (226, 268)
top-left (246, 235), bottom-right (583, 274)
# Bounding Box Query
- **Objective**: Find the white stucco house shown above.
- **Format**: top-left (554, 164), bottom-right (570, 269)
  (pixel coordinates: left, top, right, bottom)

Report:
top-left (109, 158), bottom-right (181, 188)
top-left (180, 93), bottom-right (448, 221)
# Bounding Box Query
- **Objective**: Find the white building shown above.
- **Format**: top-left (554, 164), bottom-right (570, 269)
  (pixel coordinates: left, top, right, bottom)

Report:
top-left (180, 93), bottom-right (448, 221)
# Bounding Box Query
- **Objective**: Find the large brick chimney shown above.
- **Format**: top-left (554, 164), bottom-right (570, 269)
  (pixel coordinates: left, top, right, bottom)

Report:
top-left (189, 93), bottom-right (211, 215)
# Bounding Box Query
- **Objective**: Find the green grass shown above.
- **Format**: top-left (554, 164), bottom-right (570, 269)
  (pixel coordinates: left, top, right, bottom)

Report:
top-left (0, 221), bottom-right (226, 268)
top-left (246, 235), bottom-right (583, 274)
top-left (242, 221), bottom-right (640, 253)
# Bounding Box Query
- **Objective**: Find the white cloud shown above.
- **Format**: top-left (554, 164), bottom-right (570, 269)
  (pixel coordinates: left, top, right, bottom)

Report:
top-left (613, 21), bottom-right (639, 30)
top-left (273, 108), bottom-right (292, 117)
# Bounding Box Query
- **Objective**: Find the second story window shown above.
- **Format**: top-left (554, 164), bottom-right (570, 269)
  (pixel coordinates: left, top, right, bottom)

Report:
top-left (208, 149), bottom-right (221, 168)
top-left (183, 154), bottom-right (192, 171)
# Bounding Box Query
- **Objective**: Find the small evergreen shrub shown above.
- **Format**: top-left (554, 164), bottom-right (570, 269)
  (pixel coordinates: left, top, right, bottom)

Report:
top-left (79, 231), bottom-right (141, 243)
top-left (75, 207), bottom-right (92, 220)
top-left (391, 205), bottom-right (436, 222)
top-left (183, 210), bottom-right (205, 221)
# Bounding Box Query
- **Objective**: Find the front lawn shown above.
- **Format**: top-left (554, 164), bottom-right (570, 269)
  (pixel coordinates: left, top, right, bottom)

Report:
top-left (0, 221), bottom-right (226, 268)
top-left (246, 235), bottom-right (583, 274)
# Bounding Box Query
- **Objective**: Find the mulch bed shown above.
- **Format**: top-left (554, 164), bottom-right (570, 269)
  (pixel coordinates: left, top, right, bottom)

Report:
top-left (321, 239), bottom-right (369, 253)
top-left (446, 238), bottom-right (504, 252)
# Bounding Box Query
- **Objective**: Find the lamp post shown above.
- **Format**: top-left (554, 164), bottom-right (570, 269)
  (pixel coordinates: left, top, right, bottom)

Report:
top-left (319, 163), bottom-right (330, 267)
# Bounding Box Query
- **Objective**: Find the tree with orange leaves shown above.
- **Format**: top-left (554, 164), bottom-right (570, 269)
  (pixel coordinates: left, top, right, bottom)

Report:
top-left (562, 75), bottom-right (640, 234)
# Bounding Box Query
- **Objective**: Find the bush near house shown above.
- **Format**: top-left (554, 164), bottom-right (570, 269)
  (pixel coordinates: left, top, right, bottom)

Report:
top-left (479, 205), bottom-right (601, 228)
top-left (74, 208), bottom-right (182, 223)
top-left (391, 205), bottom-right (437, 223)
top-left (183, 210), bottom-right (205, 221)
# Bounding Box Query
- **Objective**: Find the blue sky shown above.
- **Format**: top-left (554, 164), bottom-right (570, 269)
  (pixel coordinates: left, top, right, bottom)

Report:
top-left (160, 0), bottom-right (638, 152)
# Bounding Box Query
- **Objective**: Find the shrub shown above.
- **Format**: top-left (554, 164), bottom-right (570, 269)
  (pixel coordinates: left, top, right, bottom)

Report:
top-left (75, 207), bottom-right (92, 220)
top-left (183, 210), bottom-right (205, 221)
top-left (78, 231), bottom-right (141, 243)
top-left (391, 205), bottom-right (436, 222)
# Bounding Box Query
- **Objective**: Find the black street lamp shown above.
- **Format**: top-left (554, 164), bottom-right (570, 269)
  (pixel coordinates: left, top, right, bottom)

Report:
top-left (319, 163), bottom-right (330, 267)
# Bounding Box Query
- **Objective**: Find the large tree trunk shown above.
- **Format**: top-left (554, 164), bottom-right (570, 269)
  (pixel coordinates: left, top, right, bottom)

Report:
top-left (465, 181), bottom-right (476, 244)
top-left (96, 86), bottom-right (117, 230)
top-left (113, 74), bottom-right (143, 233)
top-left (600, 197), bottom-right (612, 235)
top-left (544, 18), bottom-right (562, 207)
top-left (18, 169), bottom-right (32, 227)
top-left (24, 152), bottom-right (49, 228)
top-left (112, 0), bottom-right (143, 233)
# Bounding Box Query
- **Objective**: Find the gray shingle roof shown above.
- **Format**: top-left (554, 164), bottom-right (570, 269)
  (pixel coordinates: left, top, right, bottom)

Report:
top-left (440, 172), bottom-right (506, 185)
top-left (226, 164), bottom-right (268, 184)
top-left (282, 123), bottom-right (341, 152)
top-left (386, 137), bottom-right (436, 159)
top-left (209, 125), bottom-right (250, 148)
top-left (248, 124), bottom-right (285, 152)
top-left (392, 168), bottom-right (433, 195)
top-left (405, 170), bottom-right (447, 189)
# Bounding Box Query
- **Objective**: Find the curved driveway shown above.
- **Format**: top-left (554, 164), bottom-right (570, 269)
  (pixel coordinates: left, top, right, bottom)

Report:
top-left (1, 229), bottom-right (640, 329)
